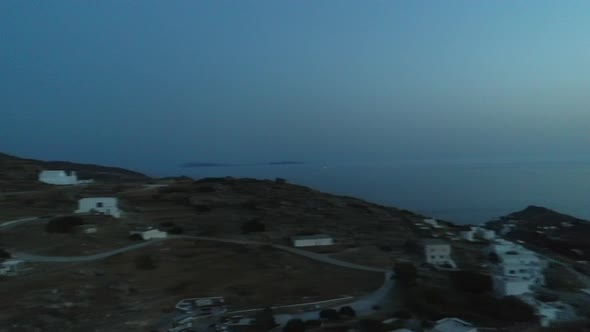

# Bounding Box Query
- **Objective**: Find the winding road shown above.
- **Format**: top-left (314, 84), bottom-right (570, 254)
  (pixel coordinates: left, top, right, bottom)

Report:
top-left (13, 235), bottom-right (389, 274)
top-left (11, 234), bottom-right (395, 329)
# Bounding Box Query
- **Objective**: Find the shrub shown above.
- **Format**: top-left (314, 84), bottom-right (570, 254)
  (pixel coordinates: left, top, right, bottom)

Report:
top-left (194, 186), bottom-right (216, 193)
top-left (283, 319), bottom-right (305, 332)
top-left (339, 306), bottom-right (356, 317)
top-left (195, 204), bottom-right (212, 213)
top-left (168, 226), bottom-right (184, 235)
top-left (450, 270), bottom-right (493, 293)
top-left (392, 310), bottom-right (412, 319)
top-left (319, 309), bottom-right (340, 321)
top-left (255, 308), bottom-right (277, 330)
top-left (0, 248), bottom-right (11, 259)
top-left (129, 234), bottom-right (143, 241)
top-left (394, 262), bottom-right (418, 286)
top-left (241, 220), bottom-right (266, 234)
top-left (357, 319), bottom-right (387, 332)
top-left (135, 254), bottom-right (156, 270)
top-left (304, 319), bottom-right (321, 327)
top-left (159, 221), bottom-right (175, 228)
top-left (378, 245), bottom-right (392, 252)
top-left (242, 200), bottom-right (261, 211)
top-left (45, 216), bottom-right (84, 233)
top-left (275, 178), bottom-right (287, 184)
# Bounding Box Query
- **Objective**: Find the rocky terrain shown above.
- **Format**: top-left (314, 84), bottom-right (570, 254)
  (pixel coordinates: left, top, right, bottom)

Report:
top-left (486, 206), bottom-right (590, 261)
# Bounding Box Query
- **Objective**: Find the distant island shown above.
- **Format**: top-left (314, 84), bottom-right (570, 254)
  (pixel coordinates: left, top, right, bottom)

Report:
top-left (181, 161), bottom-right (305, 168)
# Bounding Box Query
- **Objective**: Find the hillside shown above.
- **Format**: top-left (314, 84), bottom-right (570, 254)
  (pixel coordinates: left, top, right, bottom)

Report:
top-left (486, 206), bottom-right (590, 260)
top-left (0, 152), bottom-right (150, 191)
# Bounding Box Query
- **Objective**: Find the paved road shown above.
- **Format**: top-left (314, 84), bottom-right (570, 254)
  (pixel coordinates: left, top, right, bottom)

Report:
top-left (0, 216), bottom-right (43, 229)
top-left (14, 234), bottom-right (394, 331)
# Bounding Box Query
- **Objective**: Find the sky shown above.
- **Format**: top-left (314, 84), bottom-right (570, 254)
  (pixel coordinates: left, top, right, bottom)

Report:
top-left (2, 0), bottom-right (590, 173)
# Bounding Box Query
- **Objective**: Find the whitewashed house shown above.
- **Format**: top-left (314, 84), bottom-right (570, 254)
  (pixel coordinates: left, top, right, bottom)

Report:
top-left (0, 259), bottom-right (25, 276)
top-left (460, 230), bottom-right (475, 241)
top-left (129, 227), bottom-right (167, 240)
top-left (473, 227), bottom-right (495, 240)
top-left (493, 276), bottom-right (533, 296)
top-left (520, 294), bottom-right (577, 327)
top-left (423, 218), bottom-right (443, 228)
top-left (423, 239), bottom-right (457, 268)
top-left (75, 197), bottom-right (122, 218)
top-left (429, 318), bottom-right (477, 332)
top-left (291, 234), bottom-right (333, 247)
top-left (488, 239), bottom-right (546, 296)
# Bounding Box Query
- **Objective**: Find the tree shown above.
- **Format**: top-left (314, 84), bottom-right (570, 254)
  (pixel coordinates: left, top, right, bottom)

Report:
top-left (135, 254), bottom-right (156, 270)
top-left (450, 271), bottom-right (493, 293)
top-left (241, 220), bottom-right (266, 233)
top-left (129, 234), bottom-right (143, 241)
top-left (357, 319), bottom-right (387, 332)
top-left (0, 248), bottom-right (11, 259)
top-left (168, 226), bottom-right (184, 235)
top-left (283, 319), bottom-right (305, 332)
top-left (394, 262), bottom-right (418, 286)
top-left (319, 309), bottom-right (340, 321)
top-left (255, 308), bottom-right (276, 330)
top-left (339, 306), bottom-right (356, 318)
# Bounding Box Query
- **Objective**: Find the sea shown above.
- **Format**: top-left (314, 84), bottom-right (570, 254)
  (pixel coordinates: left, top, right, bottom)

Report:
top-left (155, 157), bottom-right (590, 225)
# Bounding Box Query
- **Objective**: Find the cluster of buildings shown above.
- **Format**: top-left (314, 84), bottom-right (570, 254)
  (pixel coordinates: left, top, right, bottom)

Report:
top-left (460, 226), bottom-right (495, 242)
top-left (487, 239), bottom-right (546, 296)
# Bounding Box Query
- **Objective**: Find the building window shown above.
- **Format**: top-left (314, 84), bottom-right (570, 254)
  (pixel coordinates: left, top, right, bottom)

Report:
top-left (97, 202), bottom-right (104, 208)
top-left (439, 255), bottom-right (445, 258)
top-left (509, 270), bottom-right (515, 274)
top-left (431, 255), bottom-right (436, 259)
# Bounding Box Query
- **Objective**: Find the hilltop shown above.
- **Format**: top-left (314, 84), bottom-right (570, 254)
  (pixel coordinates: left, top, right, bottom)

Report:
top-left (486, 206), bottom-right (590, 260)
top-left (0, 152), bottom-right (150, 191)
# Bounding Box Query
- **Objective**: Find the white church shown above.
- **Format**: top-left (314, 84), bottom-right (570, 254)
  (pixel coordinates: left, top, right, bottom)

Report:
top-left (38, 170), bottom-right (93, 186)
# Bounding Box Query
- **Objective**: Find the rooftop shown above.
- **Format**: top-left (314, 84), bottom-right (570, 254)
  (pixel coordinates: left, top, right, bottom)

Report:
top-left (422, 239), bottom-right (449, 245)
top-left (291, 234), bottom-right (332, 240)
top-left (433, 317), bottom-right (475, 332)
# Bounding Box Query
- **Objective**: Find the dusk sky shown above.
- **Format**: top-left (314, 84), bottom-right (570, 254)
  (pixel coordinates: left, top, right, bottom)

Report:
top-left (2, 1), bottom-right (590, 173)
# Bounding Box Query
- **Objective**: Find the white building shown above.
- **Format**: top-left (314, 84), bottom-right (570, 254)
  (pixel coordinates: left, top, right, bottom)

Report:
top-left (423, 239), bottom-right (456, 268)
top-left (38, 170), bottom-right (93, 185)
top-left (291, 234), bottom-right (334, 247)
top-left (460, 230), bottom-right (475, 241)
top-left (423, 218), bottom-right (443, 228)
top-left (519, 294), bottom-right (577, 327)
top-left (75, 197), bottom-right (122, 218)
top-left (488, 239), bottom-right (546, 296)
top-left (473, 227), bottom-right (495, 240)
top-left (429, 318), bottom-right (477, 332)
top-left (129, 227), bottom-right (168, 240)
top-left (0, 259), bottom-right (25, 276)
top-left (493, 276), bottom-right (533, 296)
top-left (175, 297), bottom-right (227, 316)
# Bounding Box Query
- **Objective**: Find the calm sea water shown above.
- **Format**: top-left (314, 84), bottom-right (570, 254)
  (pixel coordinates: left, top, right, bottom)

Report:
top-left (156, 158), bottom-right (590, 225)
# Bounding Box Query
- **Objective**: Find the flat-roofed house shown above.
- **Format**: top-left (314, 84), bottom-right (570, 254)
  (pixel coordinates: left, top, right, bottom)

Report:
top-left (423, 239), bottom-right (456, 268)
top-left (75, 197), bottom-right (122, 218)
top-left (291, 234), bottom-right (334, 247)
